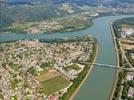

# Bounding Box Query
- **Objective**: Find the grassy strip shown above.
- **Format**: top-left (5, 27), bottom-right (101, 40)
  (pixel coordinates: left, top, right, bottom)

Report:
top-left (64, 64), bottom-right (81, 71)
top-left (112, 71), bottom-right (127, 100)
top-left (112, 22), bottom-right (125, 100)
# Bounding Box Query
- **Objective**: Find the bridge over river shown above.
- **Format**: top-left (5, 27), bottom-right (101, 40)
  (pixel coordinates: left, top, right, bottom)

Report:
top-left (1, 15), bottom-right (134, 100)
top-left (81, 62), bottom-right (134, 72)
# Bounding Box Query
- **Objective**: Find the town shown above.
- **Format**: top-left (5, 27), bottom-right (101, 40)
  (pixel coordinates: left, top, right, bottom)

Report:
top-left (0, 36), bottom-right (97, 100)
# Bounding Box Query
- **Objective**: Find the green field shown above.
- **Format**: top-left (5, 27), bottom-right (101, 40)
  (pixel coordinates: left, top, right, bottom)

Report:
top-left (42, 76), bottom-right (71, 96)
top-left (64, 64), bottom-right (81, 71)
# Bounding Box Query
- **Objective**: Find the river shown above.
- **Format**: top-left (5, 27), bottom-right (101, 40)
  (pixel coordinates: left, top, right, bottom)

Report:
top-left (0, 15), bottom-right (134, 100)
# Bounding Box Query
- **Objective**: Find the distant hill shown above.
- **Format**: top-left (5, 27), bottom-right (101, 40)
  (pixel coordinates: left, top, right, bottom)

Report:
top-left (0, 0), bottom-right (134, 27)
top-left (0, 3), bottom-right (81, 27)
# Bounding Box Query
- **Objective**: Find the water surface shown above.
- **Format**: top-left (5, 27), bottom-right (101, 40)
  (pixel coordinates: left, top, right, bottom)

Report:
top-left (0, 15), bottom-right (134, 100)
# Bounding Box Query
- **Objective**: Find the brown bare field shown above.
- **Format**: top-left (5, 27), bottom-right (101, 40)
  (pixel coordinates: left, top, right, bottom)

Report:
top-left (122, 24), bottom-right (134, 28)
top-left (36, 70), bottom-right (60, 82)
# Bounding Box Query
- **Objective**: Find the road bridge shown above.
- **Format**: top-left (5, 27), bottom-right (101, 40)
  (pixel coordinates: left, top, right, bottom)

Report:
top-left (81, 62), bottom-right (134, 72)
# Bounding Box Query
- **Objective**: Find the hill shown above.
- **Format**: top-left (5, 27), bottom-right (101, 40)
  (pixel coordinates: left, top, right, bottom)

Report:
top-left (0, 3), bottom-right (82, 27)
top-left (0, 0), bottom-right (133, 28)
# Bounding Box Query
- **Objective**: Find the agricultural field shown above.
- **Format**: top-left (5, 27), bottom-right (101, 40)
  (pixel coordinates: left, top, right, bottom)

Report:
top-left (122, 24), bottom-right (134, 29)
top-left (41, 75), bottom-right (71, 96)
top-left (0, 15), bottom-right (92, 34)
top-left (36, 69), bottom-right (71, 96)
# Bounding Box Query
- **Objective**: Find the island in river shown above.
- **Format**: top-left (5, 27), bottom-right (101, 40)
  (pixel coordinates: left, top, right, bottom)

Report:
top-left (0, 35), bottom-right (98, 100)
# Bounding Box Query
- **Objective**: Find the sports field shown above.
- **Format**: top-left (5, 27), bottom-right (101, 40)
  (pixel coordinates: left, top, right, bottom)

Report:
top-left (41, 75), bottom-right (71, 96)
top-left (36, 70), bottom-right (60, 82)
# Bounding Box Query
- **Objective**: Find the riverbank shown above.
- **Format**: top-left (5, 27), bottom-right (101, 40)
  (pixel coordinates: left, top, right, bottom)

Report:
top-left (109, 22), bottom-right (120, 100)
top-left (69, 44), bottom-right (99, 100)
top-left (1, 15), bottom-right (133, 100)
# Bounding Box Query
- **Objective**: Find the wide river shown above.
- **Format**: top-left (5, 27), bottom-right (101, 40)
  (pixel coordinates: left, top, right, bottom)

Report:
top-left (0, 15), bottom-right (134, 100)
